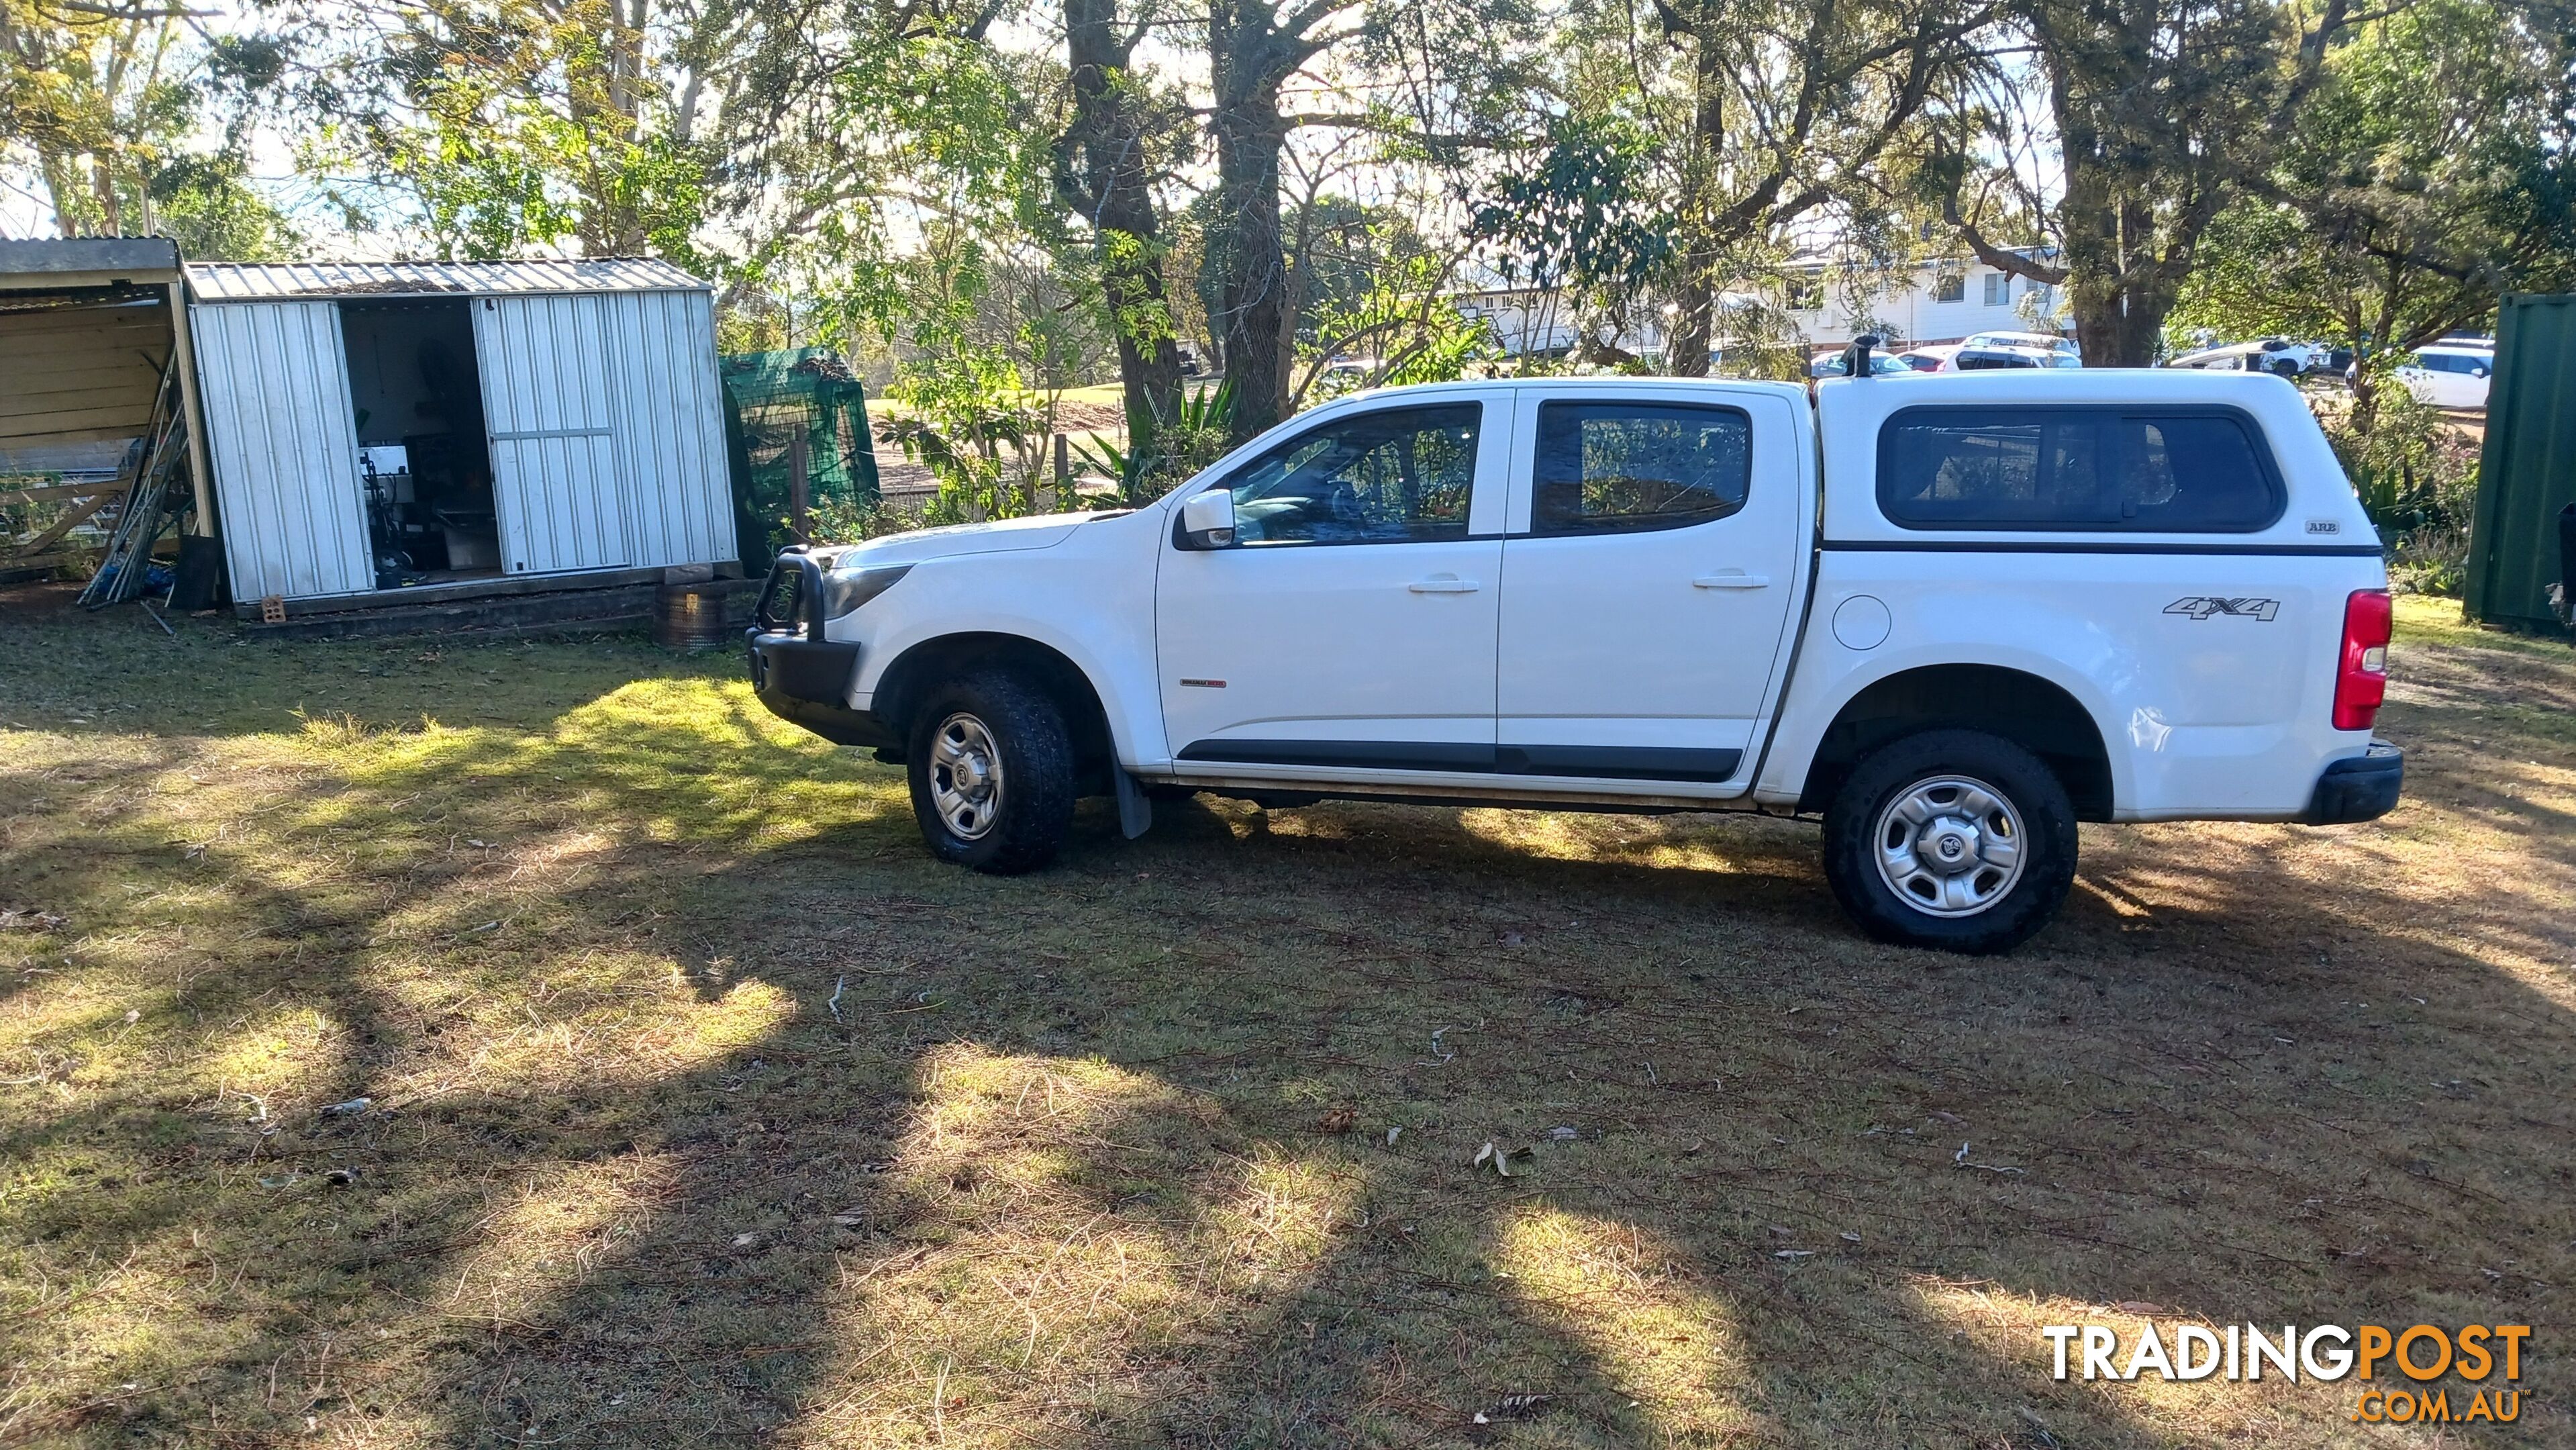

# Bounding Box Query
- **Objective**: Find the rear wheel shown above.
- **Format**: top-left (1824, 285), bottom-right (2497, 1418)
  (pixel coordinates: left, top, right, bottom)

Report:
top-left (905, 671), bottom-right (1074, 874)
top-left (1821, 729), bottom-right (2077, 955)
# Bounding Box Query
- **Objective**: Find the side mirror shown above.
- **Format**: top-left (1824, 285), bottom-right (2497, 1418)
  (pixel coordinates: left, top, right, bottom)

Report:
top-left (1176, 489), bottom-right (1236, 550)
top-left (2473, 365), bottom-right (2491, 379)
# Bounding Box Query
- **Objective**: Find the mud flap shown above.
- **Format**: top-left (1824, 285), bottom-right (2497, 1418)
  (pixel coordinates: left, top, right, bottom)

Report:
top-left (1113, 769), bottom-right (1153, 840)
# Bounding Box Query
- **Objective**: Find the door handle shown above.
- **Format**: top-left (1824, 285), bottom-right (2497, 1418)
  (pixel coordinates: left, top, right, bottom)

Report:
top-left (1693, 572), bottom-right (1770, 589)
top-left (1407, 577), bottom-right (1479, 593)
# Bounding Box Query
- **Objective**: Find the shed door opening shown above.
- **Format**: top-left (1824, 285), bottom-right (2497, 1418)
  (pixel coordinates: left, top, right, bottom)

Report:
top-left (338, 298), bottom-right (501, 585)
top-left (474, 293), bottom-right (632, 575)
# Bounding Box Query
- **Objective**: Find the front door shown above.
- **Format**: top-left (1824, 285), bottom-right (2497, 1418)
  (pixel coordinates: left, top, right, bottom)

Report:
top-left (1156, 395), bottom-right (1507, 773)
top-left (1492, 388), bottom-right (1804, 785)
top-left (475, 293), bottom-right (630, 574)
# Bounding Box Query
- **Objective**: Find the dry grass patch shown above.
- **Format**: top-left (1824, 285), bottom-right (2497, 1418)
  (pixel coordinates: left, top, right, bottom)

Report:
top-left (0, 588), bottom-right (2570, 1447)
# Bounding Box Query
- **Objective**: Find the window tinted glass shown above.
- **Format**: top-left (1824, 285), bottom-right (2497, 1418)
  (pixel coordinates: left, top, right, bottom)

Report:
top-left (1222, 404), bottom-right (1479, 546)
top-left (1879, 409), bottom-right (2281, 531)
top-left (1534, 402), bottom-right (1751, 535)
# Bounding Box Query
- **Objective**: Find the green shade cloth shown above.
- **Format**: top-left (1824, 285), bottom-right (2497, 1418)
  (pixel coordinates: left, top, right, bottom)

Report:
top-left (722, 348), bottom-right (879, 570)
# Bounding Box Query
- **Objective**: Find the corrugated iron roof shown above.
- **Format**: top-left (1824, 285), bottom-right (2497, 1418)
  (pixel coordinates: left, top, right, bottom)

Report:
top-left (1, 237), bottom-right (184, 291)
top-left (185, 256), bottom-right (709, 301)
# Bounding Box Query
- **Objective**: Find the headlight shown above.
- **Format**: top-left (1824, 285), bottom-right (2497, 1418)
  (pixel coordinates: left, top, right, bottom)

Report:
top-left (820, 563), bottom-right (912, 620)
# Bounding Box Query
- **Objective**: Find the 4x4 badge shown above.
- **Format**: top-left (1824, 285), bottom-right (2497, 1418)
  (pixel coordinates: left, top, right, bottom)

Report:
top-left (2165, 596), bottom-right (2280, 622)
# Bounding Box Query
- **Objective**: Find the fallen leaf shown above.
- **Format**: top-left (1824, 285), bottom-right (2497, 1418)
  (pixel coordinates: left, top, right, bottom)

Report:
top-left (1317, 1104), bottom-right (1356, 1134)
top-left (1927, 1110), bottom-right (1966, 1127)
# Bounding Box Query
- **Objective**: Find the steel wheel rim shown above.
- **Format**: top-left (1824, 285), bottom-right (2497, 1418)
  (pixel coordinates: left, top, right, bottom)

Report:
top-left (928, 712), bottom-right (1005, 841)
top-left (1873, 773), bottom-right (2028, 918)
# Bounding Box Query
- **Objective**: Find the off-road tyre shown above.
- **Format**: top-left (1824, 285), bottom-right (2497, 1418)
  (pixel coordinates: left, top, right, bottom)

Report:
top-left (1821, 728), bottom-right (2078, 955)
top-left (905, 670), bottom-right (1075, 875)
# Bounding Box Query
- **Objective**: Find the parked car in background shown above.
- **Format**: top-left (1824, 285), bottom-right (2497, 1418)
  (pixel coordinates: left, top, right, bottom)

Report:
top-left (2393, 344), bottom-right (2493, 409)
top-left (1950, 343), bottom-right (2052, 371)
top-left (2169, 338), bottom-right (2326, 377)
top-left (1959, 331), bottom-right (2081, 367)
top-left (1891, 344), bottom-right (1959, 373)
top-left (1811, 351), bottom-right (1918, 377)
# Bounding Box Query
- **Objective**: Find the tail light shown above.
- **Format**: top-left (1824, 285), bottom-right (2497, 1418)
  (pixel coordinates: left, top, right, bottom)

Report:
top-left (2332, 589), bottom-right (2391, 731)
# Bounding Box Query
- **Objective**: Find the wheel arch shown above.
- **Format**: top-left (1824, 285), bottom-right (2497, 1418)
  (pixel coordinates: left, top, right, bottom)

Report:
top-left (874, 632), bottom-right (1118, 793)
top-left (1793, 663), bottom-right (2116, 821)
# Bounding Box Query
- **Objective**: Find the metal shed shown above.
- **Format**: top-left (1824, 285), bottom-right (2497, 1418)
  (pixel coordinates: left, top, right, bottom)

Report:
top-left (2467, 293), bottom-right (2576, 632)
top-left (185, 258), bottom-right (737, 608)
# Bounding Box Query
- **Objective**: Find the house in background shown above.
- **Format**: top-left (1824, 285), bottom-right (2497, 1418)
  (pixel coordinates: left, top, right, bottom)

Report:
top-left (1778, 247), bottom-right (2071, 352)
top-left (1444, 247), bottom-right (2073, 367)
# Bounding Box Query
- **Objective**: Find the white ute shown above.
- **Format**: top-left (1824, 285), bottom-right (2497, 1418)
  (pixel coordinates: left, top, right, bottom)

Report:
top-left (748, 351), bottom-right (2403, 953)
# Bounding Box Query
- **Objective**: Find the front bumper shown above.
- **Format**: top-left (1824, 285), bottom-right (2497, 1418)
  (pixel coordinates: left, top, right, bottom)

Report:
top-left (746, 629), bottom-right (899, 750)
top-left (2303, 741), bottom-right (2404, 824)
top-left (744, 550), bottom-right (901, 751)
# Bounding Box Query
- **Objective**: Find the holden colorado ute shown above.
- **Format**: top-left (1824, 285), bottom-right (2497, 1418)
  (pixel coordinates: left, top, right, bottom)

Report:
top-left (746, 360), bottom-right (2401, 953)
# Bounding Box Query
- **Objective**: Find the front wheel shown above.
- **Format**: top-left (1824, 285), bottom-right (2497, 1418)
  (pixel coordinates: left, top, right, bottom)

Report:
top-left (1821, 729), bottom-right (2077, 955)
top-left (905, 671), bottom-right (1075, 874)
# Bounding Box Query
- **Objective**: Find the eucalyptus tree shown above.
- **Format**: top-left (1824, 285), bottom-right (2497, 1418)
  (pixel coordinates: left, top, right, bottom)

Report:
top-left (1199, 0), bottom-right (1544, 438)
top-left (1473, 0), bottom-right (1993, 376)
top-left (1054, 0), bottom-right (1191, 456)
top-left (1937, 0), bottom-right (2367, 364)
top-left (1, 0), bottom-right (289, 249)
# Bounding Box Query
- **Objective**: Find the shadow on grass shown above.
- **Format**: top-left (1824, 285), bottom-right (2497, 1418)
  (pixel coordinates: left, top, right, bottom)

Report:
top-left (2, 609), bottom-right (2572, 1447)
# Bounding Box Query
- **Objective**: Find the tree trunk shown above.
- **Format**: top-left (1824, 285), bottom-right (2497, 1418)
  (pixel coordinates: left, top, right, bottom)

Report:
top-left (1207, 0), bottom-right (1294, 442)
top-left (1061, 0), bottom-right (1183, 451)
top-left (1661, 16), bottom-right (1726, 377)
top-left (2050, 152), bottom-right (2179, 366)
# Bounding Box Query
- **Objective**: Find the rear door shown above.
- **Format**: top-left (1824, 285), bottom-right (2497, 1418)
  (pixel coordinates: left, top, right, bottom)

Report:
top-left (1492, 385), bottom-right (1806, 786)
top-left (1156, 393), bottom-right (1507, 773)
top-left (475, 293), bottom-right (630, 574)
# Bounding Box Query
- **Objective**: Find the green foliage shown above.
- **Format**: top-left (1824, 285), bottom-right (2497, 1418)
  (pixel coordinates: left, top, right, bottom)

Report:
top-left (2173, 0), bottom-right (2576, 369)
top-left (1469, 113), bottom-right (1673, 296)
top-left (804, 493), bottom-right (911, 544)
top-left (147, 153), bottom-right (300, 260)
top-left (1298, 253), bottom-right (1497, 403)
top-left (0, 0), bottom-right (291, 247)
top-left (1073, 379), bottom-right (1236, 504)
top-left (2323, 387), bottom-right (2482, 597)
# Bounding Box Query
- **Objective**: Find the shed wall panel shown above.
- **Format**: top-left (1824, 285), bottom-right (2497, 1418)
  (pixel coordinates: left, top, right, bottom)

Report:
top-left (2468, 294), bottom-right (2576, 629)
top-left (603, 289), bottom-right (734, 567)
top-left (475, 293), bottom-right (630, 574)
top-left (192, 301), bottom-right (373, 599)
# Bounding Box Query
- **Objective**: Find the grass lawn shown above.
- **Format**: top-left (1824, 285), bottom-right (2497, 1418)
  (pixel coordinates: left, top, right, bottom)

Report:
top-left (2, 589), bottom-right (2571, 1447)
